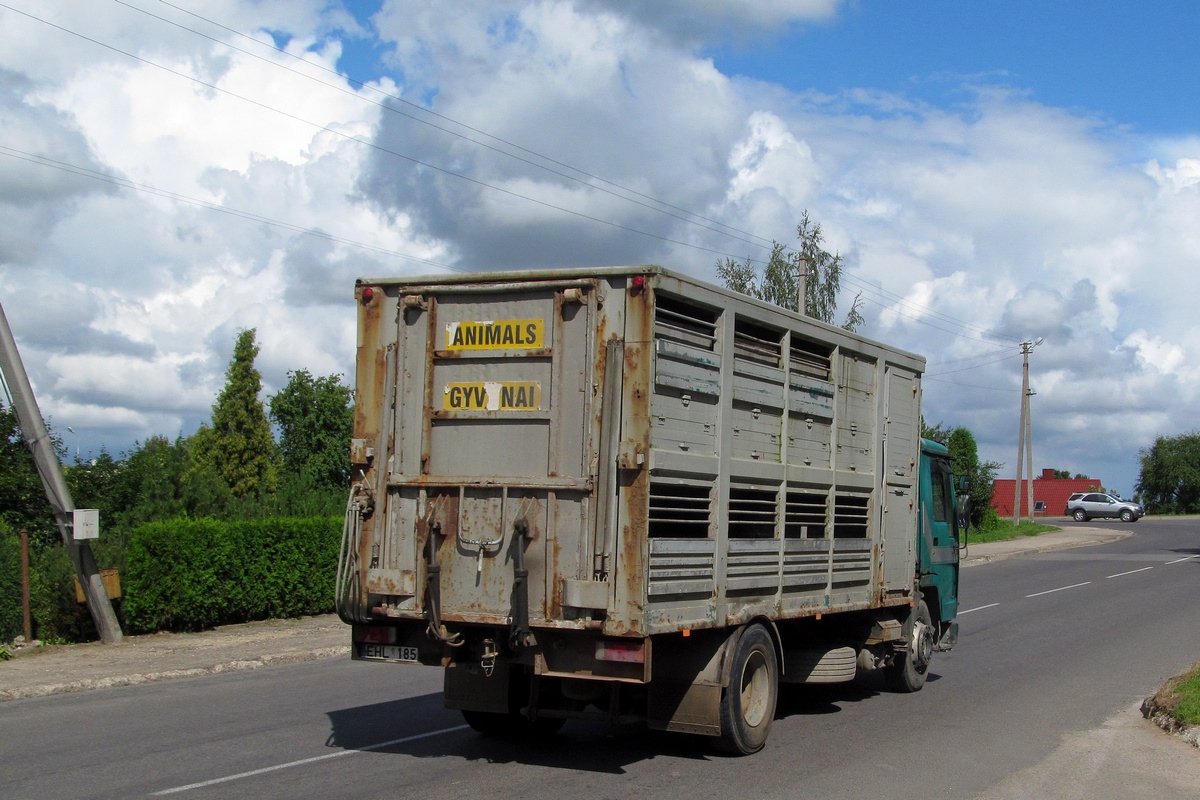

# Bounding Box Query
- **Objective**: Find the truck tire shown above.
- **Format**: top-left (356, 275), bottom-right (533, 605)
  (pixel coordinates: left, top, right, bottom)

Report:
top-left (885, 599), bottom-right (933, 693)
top-left (717, 624), bottom-right (778, 755)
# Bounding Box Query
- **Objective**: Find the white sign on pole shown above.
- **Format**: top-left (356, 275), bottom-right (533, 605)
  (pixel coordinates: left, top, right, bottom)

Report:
top-left (73, 508), bottom-right (100, 540)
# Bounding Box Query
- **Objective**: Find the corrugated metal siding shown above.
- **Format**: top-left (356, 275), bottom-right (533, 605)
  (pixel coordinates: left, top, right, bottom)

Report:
top-left (351, 267), bottom-right (925, 639)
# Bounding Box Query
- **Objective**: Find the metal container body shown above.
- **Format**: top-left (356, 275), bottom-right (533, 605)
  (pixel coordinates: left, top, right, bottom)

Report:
top-left (343, 267), bottom-right (925, 641)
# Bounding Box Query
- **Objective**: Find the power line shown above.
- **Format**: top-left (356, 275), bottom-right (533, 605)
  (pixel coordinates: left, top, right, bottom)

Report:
top-left (923, 376), bottom-right (1020, 392)
top-left (126, 0), bottom-right (1019, 346)
top-left (925, 352), bottom-right (1022, 377)
top-left (147, 0), bottom-right (768, 248)
top-left (109, 0), bottom-right (772, 253)
top-left (927, 346), bottom-right (1016, 366)
top-left (841, 273), bottom-right (1021, 344)
top-left (0, 2), bottom-right (752, 262)
top-left (3, 1), bottom-right (1025, 348)
top-left (856, 294), bottom-right (1017, 346)
top-left (0, 145), bottom-right (466, 272)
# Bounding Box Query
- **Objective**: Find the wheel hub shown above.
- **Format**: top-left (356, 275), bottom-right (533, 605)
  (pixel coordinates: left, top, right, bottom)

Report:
top-left (912, 620), bottom-right (934, 671)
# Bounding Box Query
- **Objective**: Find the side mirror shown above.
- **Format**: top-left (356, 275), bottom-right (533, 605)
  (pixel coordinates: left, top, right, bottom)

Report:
top-left (956, 475), bottom-right (972, 493)
top-left (955, 494), bottom-right (971, 544)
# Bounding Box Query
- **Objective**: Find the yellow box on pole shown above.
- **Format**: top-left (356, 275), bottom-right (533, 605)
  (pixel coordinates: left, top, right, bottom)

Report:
top-left (75, 569), bottom-right (121, 602)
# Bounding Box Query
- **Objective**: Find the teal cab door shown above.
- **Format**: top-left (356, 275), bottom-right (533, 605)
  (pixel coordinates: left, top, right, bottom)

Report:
top-left (918, 441), bottom-right (961, 643)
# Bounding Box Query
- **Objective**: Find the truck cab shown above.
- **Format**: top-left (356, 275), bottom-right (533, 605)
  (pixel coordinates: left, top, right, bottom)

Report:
top-left (918, 439), bottom-right (963, 652)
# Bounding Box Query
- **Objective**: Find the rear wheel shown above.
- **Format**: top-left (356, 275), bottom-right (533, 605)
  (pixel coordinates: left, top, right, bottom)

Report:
top-left (1073, 509), bottom-right (1088, 522)
top-left (717, 624), bottom-right (778, 755)
top-left (885, 599), bottom-right (933, 693)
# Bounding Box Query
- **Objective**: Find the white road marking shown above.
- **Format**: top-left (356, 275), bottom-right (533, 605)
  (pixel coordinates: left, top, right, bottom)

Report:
top-left (959, 603), bottom-right (1000, 615)
top-left (1025, 581), bottom-right (1091, 599)
top-left (152, 724), bottom-right (471, 795)
top-left (1106, 566), bottom-right (1154, 579)
top-left (1166, 555), bottom-right (1200, 565)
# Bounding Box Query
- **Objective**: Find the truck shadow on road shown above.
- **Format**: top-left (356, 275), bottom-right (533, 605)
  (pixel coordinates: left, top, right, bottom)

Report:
top-left (325, 693), bottom-right (713, 773)
top-left (776, 670), bottom-right (942, 719)
top-left (323, 672), bottom-right (943, 772)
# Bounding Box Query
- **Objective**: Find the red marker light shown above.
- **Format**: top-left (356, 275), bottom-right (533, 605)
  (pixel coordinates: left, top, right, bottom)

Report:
top-left (631, 275), bottom-right (645, 289)
top-left (361, 287), bottom-right (375, 303)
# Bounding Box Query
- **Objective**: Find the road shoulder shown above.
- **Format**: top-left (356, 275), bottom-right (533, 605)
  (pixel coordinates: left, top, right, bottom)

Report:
top-left (1, 614), bottom-right (349, 702)
top-left (962, 524), bottom-right (1133, 566)
top-left (972, 701), bottom-right (1200, 799)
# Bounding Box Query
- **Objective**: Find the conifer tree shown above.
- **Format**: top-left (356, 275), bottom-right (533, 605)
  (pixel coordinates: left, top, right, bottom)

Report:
top-left (193, 329), bottom-right (277, 498)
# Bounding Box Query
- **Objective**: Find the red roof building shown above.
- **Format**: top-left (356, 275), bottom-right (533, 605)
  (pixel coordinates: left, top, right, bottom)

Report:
top-left (992, 469), bottom-right (1103, 517)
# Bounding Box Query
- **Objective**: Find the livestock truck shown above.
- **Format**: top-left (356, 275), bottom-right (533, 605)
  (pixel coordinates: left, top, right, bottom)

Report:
top-left (337, 266), bottom-right (966, 754)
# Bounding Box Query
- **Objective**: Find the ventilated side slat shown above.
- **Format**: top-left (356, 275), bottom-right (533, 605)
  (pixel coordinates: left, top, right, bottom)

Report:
top-left (728, 486), bottom-right (778, 539)
top-left (648, 539), bottom-right (716, 598)
top-left (649, 482), bottom-right (711, 538)
top-left (833, 493), bottom-right (871, 539)
top-left (785, 491), bottom-right (827, 538)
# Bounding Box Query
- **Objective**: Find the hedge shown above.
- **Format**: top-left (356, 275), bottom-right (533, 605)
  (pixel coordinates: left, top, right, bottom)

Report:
top-left (0, 524), bottom-right (22, 642)
top-left (0, 526), bottom-right (92, 644)
top-left (123, 516), bottom-right (340, 633)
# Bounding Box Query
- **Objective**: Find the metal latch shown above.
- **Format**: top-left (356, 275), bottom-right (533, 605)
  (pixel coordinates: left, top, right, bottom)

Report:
top-left (481, 638), bottom-right (497, 677)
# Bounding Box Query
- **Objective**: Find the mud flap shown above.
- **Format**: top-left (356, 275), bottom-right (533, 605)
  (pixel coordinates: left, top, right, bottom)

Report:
top-left (646, 630), bottom-right (729, 736)
top-left (444, 660), bottom-right (514, 714)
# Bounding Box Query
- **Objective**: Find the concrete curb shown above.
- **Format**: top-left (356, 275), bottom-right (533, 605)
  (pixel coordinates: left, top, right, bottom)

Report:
top-left (1142, 707), bottom-right (1200, 749)
top-left (0, 645), bottom-right (350, 702)
top-left (961, 528), bottom-right (1134, 567)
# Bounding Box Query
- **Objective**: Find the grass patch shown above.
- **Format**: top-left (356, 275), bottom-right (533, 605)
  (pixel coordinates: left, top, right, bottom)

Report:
top-left (1174, 668), bottom-right (1200, 726)
top-left (1144, 662), bottom-right (1200, 729)
top-left (968, 520), bottom-right (1059, 545)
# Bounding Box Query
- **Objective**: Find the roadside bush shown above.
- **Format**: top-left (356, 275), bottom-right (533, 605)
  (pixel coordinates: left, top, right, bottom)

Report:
top-left (124, 516), bottom-right (339, 633)
top-left (0, 523), bottom-right (22, 642)
top-left (234, 517), bottom-right (341, 620)
top-left (123, 519), bottom-right (236, 633)
top-left (29, 543), bottom-right (95, 643)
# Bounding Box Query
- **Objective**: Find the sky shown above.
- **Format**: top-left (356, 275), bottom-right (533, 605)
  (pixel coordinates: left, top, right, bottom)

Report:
top-left (2, 0), bottom-right (1199, 498)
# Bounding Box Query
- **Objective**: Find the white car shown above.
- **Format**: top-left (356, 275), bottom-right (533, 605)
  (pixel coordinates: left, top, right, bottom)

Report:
top-left (1064, 492), bottom-right (1144, 522)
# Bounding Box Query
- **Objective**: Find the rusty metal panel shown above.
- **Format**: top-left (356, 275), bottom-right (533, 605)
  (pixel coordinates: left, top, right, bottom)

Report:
top-left (344, 267), bottom-right (926, 650)
top-left (608, 279), bottom-right (652, 636)
top-left (647, 538), bottom-right (717, 599)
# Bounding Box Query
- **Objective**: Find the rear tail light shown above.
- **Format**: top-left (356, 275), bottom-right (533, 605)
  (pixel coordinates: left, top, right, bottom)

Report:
top-left (596, 639), bottom-right (645, 664)
top-left (356, 625), bottom-right (396, 644)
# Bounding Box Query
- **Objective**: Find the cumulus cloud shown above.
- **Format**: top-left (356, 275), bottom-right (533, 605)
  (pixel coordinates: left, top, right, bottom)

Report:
top-left (582, 0), bottom-right (841, 43)
top-left (1, 0), bottom-right (1199, 495)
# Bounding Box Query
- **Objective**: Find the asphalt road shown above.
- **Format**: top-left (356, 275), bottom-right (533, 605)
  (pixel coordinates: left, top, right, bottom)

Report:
top-left (2, 518), bottom-right (1197, 800)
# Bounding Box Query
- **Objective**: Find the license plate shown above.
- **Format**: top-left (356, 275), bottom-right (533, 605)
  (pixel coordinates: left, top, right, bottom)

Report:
top-left (360, 644), bottom-right (420, 662)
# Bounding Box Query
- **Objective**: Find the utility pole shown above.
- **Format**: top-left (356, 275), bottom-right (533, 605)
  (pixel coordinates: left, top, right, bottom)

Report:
top-left (1012, 338), bottom-right (1042, 526)
top-left (1024, 385), bottom-right (1036, 523)
top-left (796, 253), bottom-right (808, 316)
top-left (0, 302), bottom-right (122, 643)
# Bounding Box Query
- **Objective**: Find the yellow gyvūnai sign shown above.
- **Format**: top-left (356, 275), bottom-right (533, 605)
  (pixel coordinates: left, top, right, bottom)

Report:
top-left (445, 319), bottom-right (544, 350)
top-left (443, 381), bottom-right (542, 411)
